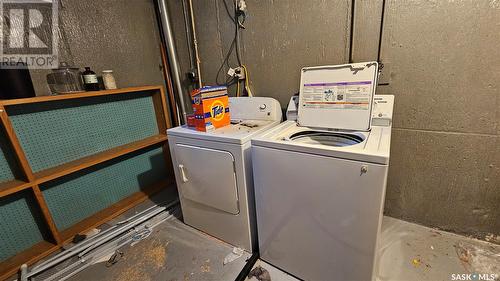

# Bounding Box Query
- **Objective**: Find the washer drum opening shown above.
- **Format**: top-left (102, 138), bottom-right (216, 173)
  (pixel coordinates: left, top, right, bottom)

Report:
top-left (288, 131), bottom-right (364, 147)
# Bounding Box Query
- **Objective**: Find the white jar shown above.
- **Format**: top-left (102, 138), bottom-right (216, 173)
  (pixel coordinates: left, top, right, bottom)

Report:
top-left (102, 70), bottom-right (117, 90)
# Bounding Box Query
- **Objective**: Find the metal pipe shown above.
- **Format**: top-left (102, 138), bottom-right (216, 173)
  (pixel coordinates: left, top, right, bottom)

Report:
top-left (20, 264), bottom-right (28, 281)
top-left (76, 199), bottom-right (179, 257)
top-left (77, 207), bottom-right (166, 257)
top-left (157, 0), bottom-right (188, 124)
top-left (30, 204), bottom-right (163, 273)
top-left (43, 257), bottom-right (85, 281)
top-left (187, 0), bottom-right (202, 88)
top-left (57, 238), bottom-right (130, 281)
top-left (28, 205), bottom-right (168, 277)
top-left (181, 0), bottom-right (195, 70)
top-left (30, 226), bottom-right (116, 272)
top-left (115, 204), bottom-right (167, 224)
top-left (45, 211), bottom-right (177, 281)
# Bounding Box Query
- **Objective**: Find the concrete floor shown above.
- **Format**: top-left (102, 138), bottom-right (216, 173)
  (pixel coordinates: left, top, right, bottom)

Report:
top-left (376, 217), bottom-right (499, 281)
top-left (246, 217), bottom-right (500, 281)
top-left (69, 215), bottom-right (251, 281)
top-left (28, 188), bottom-right (500, 281)
top-left (65, 188), bottom-right (251, 281)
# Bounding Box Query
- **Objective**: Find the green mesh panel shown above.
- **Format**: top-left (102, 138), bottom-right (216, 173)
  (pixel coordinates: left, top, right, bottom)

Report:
top-left (0, 191), bottom-right (49, 262)
top-left (41, 146), bottom-right (167, 230)
top-left (7, 92), bottom-right (159, 172)
top-left (0, 126), bottom-right (22, 183)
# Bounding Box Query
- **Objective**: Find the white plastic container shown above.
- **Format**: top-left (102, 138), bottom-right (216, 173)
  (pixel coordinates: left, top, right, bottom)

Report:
top-left (102, 70), bottom-right (117, 90)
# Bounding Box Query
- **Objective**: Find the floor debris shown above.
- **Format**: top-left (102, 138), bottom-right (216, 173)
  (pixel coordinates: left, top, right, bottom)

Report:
top-left (200, 260), bottom-right (210, 273)
top-left (248, 266), bottom-right (271, 281)
top-left (30, 189), bottom-right (250, 281)
top-left (430, 230), bottom-right (442, 237)
top-left (105, 251), bottom-right (124, 267)
top-left (377, 217), bottom-right (500, 281)
top-left (72, 234), bottom-right (87, 244)
top-left (114, 266), bottom-right (151, 281)
top-left (149, 240), bottom-right (168, 269)
top-left (109, 238), bottom-right (168, 281)
top-left (485, 234), bottom-right (500, 244)
top-left (454, 242), bottom-right (500, 275)
top-left (223, 247), bottom-right (245, 265)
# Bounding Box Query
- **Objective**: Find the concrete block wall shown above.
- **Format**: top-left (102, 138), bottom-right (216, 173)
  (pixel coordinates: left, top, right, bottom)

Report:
top-left (168, 0), bottom-right (352, 107)
top-left (378, 0), bottom-right (500, 238)
top-left (29, 0), bottom-right (166, 96)
top-left (169, 0), bottom-right (499, 238)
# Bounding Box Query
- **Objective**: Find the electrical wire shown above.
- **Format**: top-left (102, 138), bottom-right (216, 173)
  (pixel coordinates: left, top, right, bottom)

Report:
top-left (215, 0), bottom-right (245, 89)
top-left (215, 33), bottom-right (239, 86)
top-left (214, 0), bottom-right (253, 97)
top-left (242, 65), bottom-right (252, 96)
top-left (222, 0), bottom-right (236, 23)
top-left (234, 0), bottom-right (243, 66)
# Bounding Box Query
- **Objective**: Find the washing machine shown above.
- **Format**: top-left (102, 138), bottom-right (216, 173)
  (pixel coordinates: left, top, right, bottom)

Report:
top-left (251, 62), bottom-right (394, 281)
top-left (167, 97), bottom-right (282, 252)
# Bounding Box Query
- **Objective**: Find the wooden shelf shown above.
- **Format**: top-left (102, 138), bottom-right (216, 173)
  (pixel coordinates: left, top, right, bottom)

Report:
top-left (0, 135), bottom-right (168, 199)
top-left (0, 179), bottom-right (32, 198)
top-left (34, 134), bottom-right (168, 185)
top-left (0, 180), bottom-right (173, 280)
top-left (0, 85), bottom-right (174, 279)
top-left (0, 86), bottom-right (162, 106)
top-left (60, 179), bottom-right (173, 243)
top-left (0, 240), bottom-right (59, 281)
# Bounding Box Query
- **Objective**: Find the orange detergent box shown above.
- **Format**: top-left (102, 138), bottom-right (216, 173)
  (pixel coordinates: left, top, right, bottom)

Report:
top-left (190, 86), bottom-right (230, 132)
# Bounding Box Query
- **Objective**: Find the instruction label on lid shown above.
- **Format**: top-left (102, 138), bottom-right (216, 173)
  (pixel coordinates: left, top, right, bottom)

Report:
top-left (302, 81), bottom-right (372, 110)
top-left (298, 62), bottom-right (379, 131)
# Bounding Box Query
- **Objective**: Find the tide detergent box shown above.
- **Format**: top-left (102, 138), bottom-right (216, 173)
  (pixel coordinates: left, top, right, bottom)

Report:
top-left (191, 86), bottom-right (230, 132)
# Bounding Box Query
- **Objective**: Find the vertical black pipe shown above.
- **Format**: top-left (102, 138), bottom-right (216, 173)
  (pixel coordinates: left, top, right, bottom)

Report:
top-left (0, 64), bottom-right (36, 99)
top-left (348, 0), bottom-right (356, 63)
top-left (234, 253), bottom-right (259, 281)
top-left (377, 0), bottom-right (386, 63)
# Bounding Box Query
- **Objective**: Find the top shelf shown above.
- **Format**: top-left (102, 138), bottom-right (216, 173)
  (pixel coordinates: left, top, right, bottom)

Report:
top-left (0, 86), bottom-right (162, 106)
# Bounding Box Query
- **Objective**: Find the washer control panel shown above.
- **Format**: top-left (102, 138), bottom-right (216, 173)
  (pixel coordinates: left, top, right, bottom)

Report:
top-left (371, 95), bottom-right (394, 127)
top-left (286, 95), bottom-right (299, 121)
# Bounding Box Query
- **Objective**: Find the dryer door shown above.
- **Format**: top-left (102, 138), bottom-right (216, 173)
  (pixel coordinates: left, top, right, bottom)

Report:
top-left (174, 144), bottom-right (239, 215)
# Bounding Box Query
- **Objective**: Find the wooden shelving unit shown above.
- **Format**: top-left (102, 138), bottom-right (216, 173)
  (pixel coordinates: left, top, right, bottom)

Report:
top-left (0, 241), bottom-right (60, 280)
top-left (0, 179), bottom-right (32, 198)
top-left (59, 179), bottom-right (171, 243)
top-left (33, 134), bottom-right (168, 185)
top-left (0, 86), bottom-right (174, 280)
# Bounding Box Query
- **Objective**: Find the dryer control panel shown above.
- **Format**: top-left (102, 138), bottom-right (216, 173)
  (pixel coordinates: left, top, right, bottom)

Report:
top-left (371, 95), bottom-right (394, 127)
top-left (229, 97), bottom-right (282, 122)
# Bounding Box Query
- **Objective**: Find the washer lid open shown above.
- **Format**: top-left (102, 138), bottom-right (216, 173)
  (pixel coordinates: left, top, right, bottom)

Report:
top-left (297, 62), bottom-right (379, 131)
